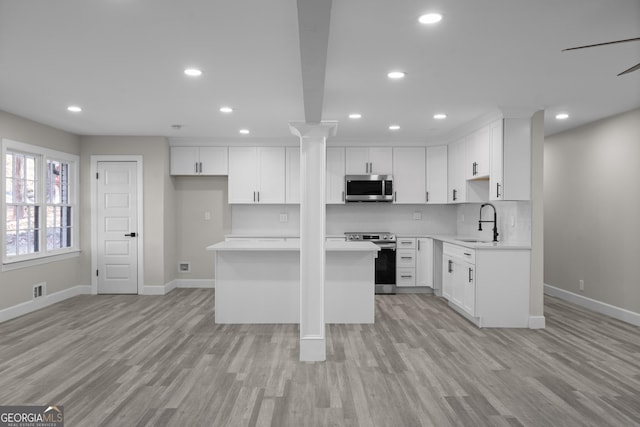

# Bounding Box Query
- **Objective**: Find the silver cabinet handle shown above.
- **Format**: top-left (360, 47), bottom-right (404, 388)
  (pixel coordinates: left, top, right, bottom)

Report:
top-left (448, 260), bottom-right (453, 273)
top-left (496, 183), bottom-right (501, 198)
top-left (195, 162), bottom-right (198, 174)
top-left (468, 267), bottom-right (473, 283)
top-left (401, 275), bottom-right (413, 279)
top-left (199, 162), bottom-right (203, 173)
top-left (342, 190), bottom-right (345, 202)
top-left (426, 191), bottom-right (429, 202)
top-left (418, 240), bottom-right (421, 251)
top-left (400, 256), bottom-right (413, 259)
top-left (253, 191), bottom-right (256, 202)
top-left (257, 191), bottom-right (260, 202)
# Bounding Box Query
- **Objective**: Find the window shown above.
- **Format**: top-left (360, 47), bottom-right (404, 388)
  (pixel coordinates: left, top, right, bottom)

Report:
top-left (2, 139), bottom-right (79, 266)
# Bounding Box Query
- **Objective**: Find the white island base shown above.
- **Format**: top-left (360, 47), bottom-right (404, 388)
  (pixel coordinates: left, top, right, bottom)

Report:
top-left (207, 241), bottom-right (379, 324)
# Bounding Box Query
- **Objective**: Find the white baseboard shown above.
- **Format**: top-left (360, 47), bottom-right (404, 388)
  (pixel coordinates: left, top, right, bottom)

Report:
top-left (528, 316), bottom-right (546, 329)
top-left (544, 283), bottom-right (640, 327)
top-left (142, 279), bottom-right (215, 295)
top-left (0, 285), bottom-right (91, 323)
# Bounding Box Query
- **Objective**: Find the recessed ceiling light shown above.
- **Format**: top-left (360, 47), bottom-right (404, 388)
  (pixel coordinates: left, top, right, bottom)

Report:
top-left (419, 13), bottom-right (443, 24)
top-left (433, 113), bottom-right (447, 119)
top-left (555, 113), bottom-right (569, 120)
top-left (219, 106), bottom-right (233, 113)
top-left (348, 113), bottom-right (362, 119)
top-left (388, 125), bottom-right (401, 131)
top-left (184, 68), bottom-right (202, 77)
top-left (387, 71), bottom-right (406, 79)
top-left (239, 129), bottom-right (250, 135)
top-left (67, 105), bottom-right (82, 113)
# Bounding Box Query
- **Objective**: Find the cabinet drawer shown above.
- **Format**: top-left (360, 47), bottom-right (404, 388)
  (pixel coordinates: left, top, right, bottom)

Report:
top-left (443, 243), bottom-right (476, 264)
top-left (397, 249), bottom-right (416, 267)
top-left (397, 238), bottom-right (416, 249)
top-left (397, 268), bottom-right (416, 286)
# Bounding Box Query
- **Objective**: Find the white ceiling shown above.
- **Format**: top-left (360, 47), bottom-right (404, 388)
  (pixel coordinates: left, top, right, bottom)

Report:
top-left (0, 0), bottom-right (639, 143)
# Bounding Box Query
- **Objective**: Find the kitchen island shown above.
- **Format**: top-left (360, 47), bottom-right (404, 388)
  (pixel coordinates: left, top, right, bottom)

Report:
top-left (206, 240), bottom-right (379, 324)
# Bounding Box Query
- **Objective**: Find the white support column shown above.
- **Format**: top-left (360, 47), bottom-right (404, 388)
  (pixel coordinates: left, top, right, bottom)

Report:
top-left (289, 121), bottom-right (337, 362)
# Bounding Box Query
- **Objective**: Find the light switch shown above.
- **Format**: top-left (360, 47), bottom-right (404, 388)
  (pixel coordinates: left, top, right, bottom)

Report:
top-left (204, 211), bottom-right (211, 221)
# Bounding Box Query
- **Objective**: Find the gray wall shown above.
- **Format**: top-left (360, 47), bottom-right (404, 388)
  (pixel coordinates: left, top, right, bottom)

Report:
top-left (0, 111), bottom-right (82, 310)
top-left (79, 136), bottom-right (177, 287)
top-left (544, 108), bottom-right (640, 314)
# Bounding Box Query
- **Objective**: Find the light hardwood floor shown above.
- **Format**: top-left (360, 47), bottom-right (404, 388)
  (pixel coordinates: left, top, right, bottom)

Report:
top-left (0, 290), bottom-right (638, 427)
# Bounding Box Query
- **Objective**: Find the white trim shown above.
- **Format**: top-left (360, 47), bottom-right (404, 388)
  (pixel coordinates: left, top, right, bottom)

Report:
top-left (142, 279), bottom-right (215, 296)
top-left (0, 285), bottom-right (91, 324)
top-left (1, 250), bottom-right (80, 272)
top-left (528, 316), bottom-right (546, 329)
top-left (544, 283), bottom-right (640, 327)
top-left (90, 156), bottom-right (144, 295)
top-left (300, 337), bottom-right (326, 362)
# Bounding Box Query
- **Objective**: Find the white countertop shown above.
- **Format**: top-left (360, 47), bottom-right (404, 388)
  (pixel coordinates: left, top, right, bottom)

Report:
top-left (224, 233), bottom-right (346, 239)
top-left (427, 235), bottom-right (531, 250)
top-left (207, 240), bottom-right (380, 252)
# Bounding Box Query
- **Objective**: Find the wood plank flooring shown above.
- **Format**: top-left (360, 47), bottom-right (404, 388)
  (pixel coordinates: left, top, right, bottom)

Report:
top-left (0, 290), bottom-right (638, 426)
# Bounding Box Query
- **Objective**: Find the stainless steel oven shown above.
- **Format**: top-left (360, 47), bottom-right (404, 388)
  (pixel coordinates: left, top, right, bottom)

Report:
top-left (345, 232), bottom-right (396, 294)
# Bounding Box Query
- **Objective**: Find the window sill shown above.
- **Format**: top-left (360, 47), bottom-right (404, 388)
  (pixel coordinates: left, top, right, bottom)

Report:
top-left (2, 250), bottom-right (81, 272)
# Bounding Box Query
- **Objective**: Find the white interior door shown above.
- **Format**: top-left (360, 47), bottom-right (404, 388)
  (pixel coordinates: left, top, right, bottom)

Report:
top-left (97, 161), bottom-right (138, 294)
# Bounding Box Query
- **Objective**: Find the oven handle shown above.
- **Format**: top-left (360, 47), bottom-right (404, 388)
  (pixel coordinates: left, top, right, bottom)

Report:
top-left (376, 243), bottom-right (397, 250)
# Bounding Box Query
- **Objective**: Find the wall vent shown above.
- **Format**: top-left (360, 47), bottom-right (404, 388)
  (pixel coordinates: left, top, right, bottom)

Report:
top-left (33, 283), bottom-right (46, 299)
top-left (178, 262), bottom-right (191, 273)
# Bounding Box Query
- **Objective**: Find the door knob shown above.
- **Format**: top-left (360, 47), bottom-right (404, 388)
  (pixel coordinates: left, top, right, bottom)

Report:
top-left (124, 232), bottom-right (137, 237)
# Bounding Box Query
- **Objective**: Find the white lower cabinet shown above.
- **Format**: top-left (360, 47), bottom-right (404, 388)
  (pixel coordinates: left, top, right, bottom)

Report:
top-left (442, 242), bottom-right (530, 327)
top-left (396, 238), bottom-right (434, 288)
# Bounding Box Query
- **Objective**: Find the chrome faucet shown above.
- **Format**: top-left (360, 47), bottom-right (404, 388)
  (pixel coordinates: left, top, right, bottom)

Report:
top-left (478, 203), bottom-right (499, 242)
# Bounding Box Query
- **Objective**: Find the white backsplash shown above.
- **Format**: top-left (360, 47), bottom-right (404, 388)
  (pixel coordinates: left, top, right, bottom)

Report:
top-left (231, 201), bottom-right (530, 243)
top-left (455, 201), bottom-right (531, 243)
top-left (231, 203), bottom-right (457, 236)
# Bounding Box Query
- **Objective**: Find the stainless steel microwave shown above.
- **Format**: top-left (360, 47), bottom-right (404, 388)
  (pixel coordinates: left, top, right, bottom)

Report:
top-left (345, 175), bottom-right (394, 202)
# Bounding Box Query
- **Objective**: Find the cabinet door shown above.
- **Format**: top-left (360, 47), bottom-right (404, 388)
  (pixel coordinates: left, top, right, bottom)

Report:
top-left (451, 258), bottom-right (465, 307)
top-left (393, 147), bottom-right (426, 203)
top-left (416, 238), bottom-right (433, 287)
top-left (199, 147), bottom-right (228, 175)
top-left (490, 119), bottom-right (504, 200)
top-left (447, 139), bottom-right (466, 203)
top-left (285, 147), bottom-right (300, 204)
top-left (257, 147), bottom-right (285, 204)
top-left (470, 126), bottom-right (490, 178)
top-left (426, 145), bottom-right (448, 204)
top-left (462, 261), bottom-right (476, 316)
top-left (442, 255), bottom-right (453, 300)
top-left (228, 147), bottom-right (258, 203)
top-left (326, 147), bottom-right (345, 204)
top-left (170, 147), bottom-right (199, 175)
top-left (345, 147), bottom-right (369, 174)
top-left (369, 147), bottom-right (393, 174)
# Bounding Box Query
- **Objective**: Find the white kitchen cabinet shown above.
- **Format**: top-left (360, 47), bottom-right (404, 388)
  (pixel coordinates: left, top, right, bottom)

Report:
top-left (228, 147), bottom-right (285, 204)
top-left (326, 147), bottom-right (346, 204)
top-left (285, 147), bottom-right (300, 204)
top-left (170, 146), bottom-right (228, 175)
top-left (396, 238), bottom-right (417, 287)
top-left (441, 242), bottom-right (530, 327)
top-left (426, 145), bottom-right (448, 204)
top-left (490, 118), bottom-right (531, 201)
top-left (346, 147), bottom-right (392, 175)
top-left (393, 147), bottom-right (426, 203)
top-left (416, 238), bottom-right (434, 287)
top-left (447, 138), bottom-right (467, 203)
top-left (466, 126), bottom-right (490, 180)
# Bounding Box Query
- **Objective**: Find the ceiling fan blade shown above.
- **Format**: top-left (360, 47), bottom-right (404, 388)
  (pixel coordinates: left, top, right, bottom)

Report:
top-left (617, 62), bottom-right (640, 76)
top-left (562, 37), bottom-right (640, 51)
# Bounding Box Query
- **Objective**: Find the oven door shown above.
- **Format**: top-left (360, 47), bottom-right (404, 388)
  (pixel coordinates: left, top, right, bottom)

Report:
top-left (374, 243), bottom-right (396, 294)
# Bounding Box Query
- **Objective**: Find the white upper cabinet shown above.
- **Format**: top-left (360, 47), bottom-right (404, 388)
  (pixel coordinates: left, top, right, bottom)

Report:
top-left (228, 147), bottom-right (285, 204)
top-left (170, 146), bottom-right (228, 175)
top-left (326, 147), bottom-right (346, 204)
top-left (467, 125), bottom-right (490, 179)
top-left (426, 145), bottom-right (448, 204)
top-left (345, 147), bottom-right (392, 175)
top-left (392, 147), bottom-right (426, 204)
top-left (490, 118), bottom-right (531, 201)
top-left (285, 147), bottom-right (300, 204)
top-left (447, 138), bottom-right (467, 203)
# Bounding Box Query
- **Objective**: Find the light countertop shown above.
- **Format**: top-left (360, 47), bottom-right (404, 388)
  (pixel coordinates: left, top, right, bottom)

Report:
top-left (207, 240), bottom-right (379, 252)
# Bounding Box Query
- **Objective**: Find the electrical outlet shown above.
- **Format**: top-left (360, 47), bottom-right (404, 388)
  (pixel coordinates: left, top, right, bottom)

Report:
top-left (33, 283), bottom-right (45, 299)
top-left (413, 212), bottom-right (422, 220)
top-left (178, 262), bottom-right (191, 273)
top-left (204, 211), bottom-right (211, 220)
top-left (279, 213), bottom-right (288, 223)
top-left (579, 279), bottom-right (584, 291)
